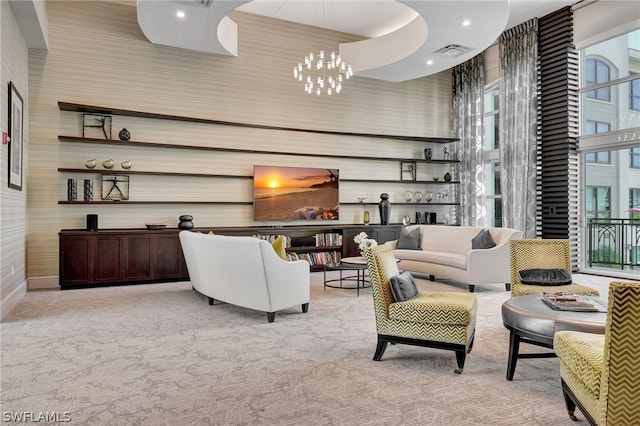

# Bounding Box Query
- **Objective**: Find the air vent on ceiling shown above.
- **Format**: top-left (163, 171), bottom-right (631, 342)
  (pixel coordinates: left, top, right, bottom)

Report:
top-left (434, 44), bottom-right (471, 58)
top-left (192, 0), bottom-right (213, 7)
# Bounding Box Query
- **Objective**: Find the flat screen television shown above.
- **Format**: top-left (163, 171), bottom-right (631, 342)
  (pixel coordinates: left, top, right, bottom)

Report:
top-left (253, 165), bottom-right (339, 221)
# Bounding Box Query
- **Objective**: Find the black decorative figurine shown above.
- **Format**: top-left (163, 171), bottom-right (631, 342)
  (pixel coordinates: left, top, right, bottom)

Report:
top-left (444, 172), bottom-right (452, 182)
top-left (379, 193), bottom-right (391, 225)
top-left (118, 128), bottom-right (131, 141)
top-left (178, 215), bottom-right (194, 230)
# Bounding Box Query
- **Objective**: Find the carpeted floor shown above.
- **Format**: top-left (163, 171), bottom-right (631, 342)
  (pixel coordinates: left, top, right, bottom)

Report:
top-left (1, 273), bottom-right (615, 425)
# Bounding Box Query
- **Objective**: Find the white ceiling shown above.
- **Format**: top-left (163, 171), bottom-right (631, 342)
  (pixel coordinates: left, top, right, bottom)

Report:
top-left (138, 0), bottom-right (577, 82)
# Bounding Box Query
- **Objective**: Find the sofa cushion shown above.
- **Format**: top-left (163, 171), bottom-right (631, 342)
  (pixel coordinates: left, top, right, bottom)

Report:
top-left (554, 331), bottom-right (605, 398)
top-left (518, 268), bottom-right (572, 286)
top-left (389, 271), bottom-right (419, 302)
top-left (394, 250), bottom-right (467, 270)
top-left (271, 236), bottom-right (287, 260)
top-left (397, 227), bottom-right (421, 250)
top-left (472, 229), bottom-right (496, 249)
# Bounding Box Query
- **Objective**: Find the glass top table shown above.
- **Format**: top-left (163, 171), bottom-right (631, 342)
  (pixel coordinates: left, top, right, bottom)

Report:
top-left (323, 256), bottom-right (369, 297)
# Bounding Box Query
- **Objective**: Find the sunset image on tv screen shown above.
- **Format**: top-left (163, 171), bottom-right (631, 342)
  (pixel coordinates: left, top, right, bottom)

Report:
top-left (253, 165), bottom-right (339, 221)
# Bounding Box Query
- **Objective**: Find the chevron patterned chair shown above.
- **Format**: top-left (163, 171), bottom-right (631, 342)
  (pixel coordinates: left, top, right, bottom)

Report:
top-left (362, 244), bottom-right (477, 374)
top-left (510, 239), bottom-right (600, 298)
top-left (553, 282), bottom-right (640, 425)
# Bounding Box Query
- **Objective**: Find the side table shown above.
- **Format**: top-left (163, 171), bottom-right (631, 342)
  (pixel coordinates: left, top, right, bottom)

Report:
top-left (323, 256), bottom-right (370, 297)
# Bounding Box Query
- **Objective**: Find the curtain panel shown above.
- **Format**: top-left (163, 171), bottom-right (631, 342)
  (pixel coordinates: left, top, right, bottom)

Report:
top-left (499, 19), bottom-right (538, 238)
top-left (453, 54), bottom-right (485, 227)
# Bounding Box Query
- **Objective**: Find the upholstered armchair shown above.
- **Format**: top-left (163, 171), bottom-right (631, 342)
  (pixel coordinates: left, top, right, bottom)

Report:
top-left (509, 239), bottom-right (600, 297)
top-left (554, 282), bottom-right (640, 425)
top-left (362, 244), bottom-right (477, 374)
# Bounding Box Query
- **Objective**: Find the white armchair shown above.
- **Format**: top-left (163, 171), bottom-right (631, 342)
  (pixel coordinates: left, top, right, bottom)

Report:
top-left (179, 231), bottom-right (310, 322)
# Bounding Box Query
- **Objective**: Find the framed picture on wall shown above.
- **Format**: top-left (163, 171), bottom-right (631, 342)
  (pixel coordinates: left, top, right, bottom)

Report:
top-left (8, 81), bottom-right (24, 191)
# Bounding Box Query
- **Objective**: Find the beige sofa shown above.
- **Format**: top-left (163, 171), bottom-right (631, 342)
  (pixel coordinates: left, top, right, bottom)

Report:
top-left (386, 225), bottom-right (522, 292)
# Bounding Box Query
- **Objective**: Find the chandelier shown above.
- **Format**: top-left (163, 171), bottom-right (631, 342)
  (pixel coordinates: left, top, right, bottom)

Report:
top-left (293, 50), bottom-right (353, 96)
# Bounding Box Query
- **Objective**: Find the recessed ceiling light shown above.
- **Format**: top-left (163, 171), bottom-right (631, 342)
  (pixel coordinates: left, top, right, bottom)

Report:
top-left (426, 60), bottom-right (434, 66)
top-left (176, 10), bottom-right (185, 18)
top-left (462, 20), bottom-right (471, 27)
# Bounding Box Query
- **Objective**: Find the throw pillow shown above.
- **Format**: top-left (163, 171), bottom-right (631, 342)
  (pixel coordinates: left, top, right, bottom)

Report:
top-left (271, 236), bottom-right (287, 260)
top-left (518, 268), bottom-right (572, 286)
top-left (396, 227), bottom-right (421, 250)
top-left (389, 271), bottom-right (419, 302)
top-left (471, 229), bottom-right (496, 249)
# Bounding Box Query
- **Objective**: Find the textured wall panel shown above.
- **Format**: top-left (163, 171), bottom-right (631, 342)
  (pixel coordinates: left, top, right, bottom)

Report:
top-left (27, 1), bottom-right (453, 281)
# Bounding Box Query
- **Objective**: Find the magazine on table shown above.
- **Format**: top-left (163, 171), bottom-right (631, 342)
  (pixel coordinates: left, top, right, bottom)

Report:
top-left (540, 294), bottom-right (607, 312)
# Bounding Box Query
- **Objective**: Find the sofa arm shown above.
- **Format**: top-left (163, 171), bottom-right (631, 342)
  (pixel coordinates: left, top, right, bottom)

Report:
top-left (262, 256), bottom-right (310, 310)
top-left (466, 243), bottom-right (511, 284)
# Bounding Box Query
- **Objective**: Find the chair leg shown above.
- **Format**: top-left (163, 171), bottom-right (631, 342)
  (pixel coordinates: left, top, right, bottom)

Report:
top-left (505, 283), bottom-right (511, 291)
top-left (208, 297), bottom-right (214, 305)
top-left (454, 349), bottom-right (466, 374)
top-left (267, 312), bottom-right (275, 323)
top-left (467, 333), bottom-right (475, 353)
top-left (301, 303), bottom-right (309, 313)
top-left (561, 380), bottom-right (578, 421)
top-left (468, 284), bottom-right (475, 292)
top-left (429, 275), bottom-right (435, 281)
top-left (373, 337), bottom-right (388, 361)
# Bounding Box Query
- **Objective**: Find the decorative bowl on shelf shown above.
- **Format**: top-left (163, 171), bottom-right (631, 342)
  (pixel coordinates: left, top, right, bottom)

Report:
top-left (145, 223), bottom-right (167, 230)
top-left (432, 177), bottom-right (439, 182)
top-left (414, 191), bottom-right (423, 202)
top-left (403, 191), bottom-right (413, 202)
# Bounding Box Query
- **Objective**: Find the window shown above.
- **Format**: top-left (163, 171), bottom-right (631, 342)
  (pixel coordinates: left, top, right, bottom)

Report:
top-left (585, 58), bottom-right (611, 101)
top-left (586, 151), bottom-right (611, 164)
top-left (630, 188), bottom-right (640, 219)
top-left (586, 186), bottom-right (611, 219)
top-left (584, 120), bottom-right (611, 163)
top-left (630, 73), bottom-right (640, 111)
top-left (631, 148), bottom-right (640, 169)
top-left (483, 85), bottom-right (502, 227)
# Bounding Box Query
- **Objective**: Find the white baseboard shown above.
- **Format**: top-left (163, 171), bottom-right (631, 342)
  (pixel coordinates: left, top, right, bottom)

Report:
top-left (28, 276), bottom-right (59, 290)
top-left (1, 280), bottom-right (27, 320)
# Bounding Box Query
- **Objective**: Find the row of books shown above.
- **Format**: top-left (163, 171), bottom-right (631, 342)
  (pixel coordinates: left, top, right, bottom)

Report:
top-left (287, 251), bottom-right (342, 265)
top-left (255, 233), bottom-right (343, 248)
top-left (315, 232), bottom-right (343, 247)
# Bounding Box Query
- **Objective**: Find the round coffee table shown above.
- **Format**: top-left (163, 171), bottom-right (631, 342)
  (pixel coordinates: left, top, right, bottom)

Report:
top-left (323, 256), bottom-right (370, 297)
top-left (501, 294), bottom-right (607, 381)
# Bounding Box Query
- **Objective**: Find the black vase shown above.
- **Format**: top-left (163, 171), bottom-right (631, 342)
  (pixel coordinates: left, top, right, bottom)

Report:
top-left (444, 172), bottom-right (452, 182)
top-left (379, 193), bottom-right (391, 225)
top-left (118, 128), bottom-right (131, 141)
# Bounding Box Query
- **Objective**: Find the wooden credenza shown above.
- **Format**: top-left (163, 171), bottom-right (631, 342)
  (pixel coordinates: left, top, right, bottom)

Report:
top-left (59, 224), bottom-right (401, 289)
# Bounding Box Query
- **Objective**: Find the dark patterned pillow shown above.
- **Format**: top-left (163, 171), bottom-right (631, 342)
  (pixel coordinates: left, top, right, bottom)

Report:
top-left (518, 268), bottom-right (572, 286)
top-left (396, 227), bottom-right (421, 250)
top-left (389, 271), bottom-right (419, 302)
top-left (471, 229), bottom-right (496, 249)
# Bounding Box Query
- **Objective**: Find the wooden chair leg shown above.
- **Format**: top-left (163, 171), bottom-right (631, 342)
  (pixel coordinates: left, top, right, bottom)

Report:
top-left (301, 303), bottom-right (309, 313)
top-left (505, 283), bottom-right (511, 291)
top-left (267, 312), bottom-right (275, 323)
top-left (561, 380), bottom-right (578, 421)
top-left (506, 329), bottom-right (521, 381)
top-left (468, 284), bottom-right (476, 292)
top-left (454, 349), bottom-right (467, 374)
top-left (373, 337), bottom-right (388, 361)
top-left (208, 297), bottom-right (214, 305)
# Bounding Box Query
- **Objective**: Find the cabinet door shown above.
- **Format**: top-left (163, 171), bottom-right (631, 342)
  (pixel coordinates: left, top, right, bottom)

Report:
top-left (373, 226), bottom-right (401, 244)
top-left (59, 236), bottom-right (92, 285)
top-left (153, 234), bottom-right (187, 280)
top-left (122, 235), bottom-right (152, 282)
top-left (342, 227), bottom-right (368, 258)
top-left (94, 236), bottom-right (122, 283)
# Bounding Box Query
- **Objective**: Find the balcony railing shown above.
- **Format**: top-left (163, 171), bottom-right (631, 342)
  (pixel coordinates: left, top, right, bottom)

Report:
top-left (587, 218), bottom-right (640, 270)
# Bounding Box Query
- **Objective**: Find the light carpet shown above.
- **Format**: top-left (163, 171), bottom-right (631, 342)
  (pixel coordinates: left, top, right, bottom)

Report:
top-left (1, 273), bottom-right (614, 425)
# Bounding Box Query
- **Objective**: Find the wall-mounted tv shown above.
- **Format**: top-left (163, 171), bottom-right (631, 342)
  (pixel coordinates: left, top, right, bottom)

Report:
top-left (253, 165), bottom-right (339, 222)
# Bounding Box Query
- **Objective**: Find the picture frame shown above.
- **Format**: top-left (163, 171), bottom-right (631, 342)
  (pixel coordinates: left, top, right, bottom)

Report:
top-left (8, 81), bottom-right (24, 191)
top-left (400, 161), bottom-right (417, 182)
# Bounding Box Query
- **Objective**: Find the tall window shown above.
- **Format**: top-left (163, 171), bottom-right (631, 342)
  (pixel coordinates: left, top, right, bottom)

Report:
top-left (631, 148), bottom-right (640, 169)
top-left (585, 58), bottom-right (611, 101)
top-left (630, 73), bottom-right (640, 111)
top-left (584, 120), bottom-right (611, 163)
top-left (586, 186), bottom-right (611, 219)
top-left (483, 85), bottom-right (501, 227)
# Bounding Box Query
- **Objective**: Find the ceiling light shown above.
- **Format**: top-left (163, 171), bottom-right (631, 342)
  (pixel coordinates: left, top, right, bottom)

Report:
top-left (462, 20), bottom-right (471, 27)
top-left (426, 60), bottom-right (434, 66)
top-left (176, 10), bottom-right (185, 18)
top-left (294, 51), bottom-right (353, 96)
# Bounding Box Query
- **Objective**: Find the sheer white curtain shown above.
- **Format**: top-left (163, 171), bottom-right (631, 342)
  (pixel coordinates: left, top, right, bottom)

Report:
top-left (453, 54), bottom-right (485, 227)
top-left (499, 19), bottom-right (538, 237)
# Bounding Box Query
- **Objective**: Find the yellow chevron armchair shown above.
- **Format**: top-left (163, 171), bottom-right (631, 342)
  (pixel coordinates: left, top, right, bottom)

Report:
top-left (510, 239), bottom-right (600, 297)
top-left (363, 244), bottom-right (477, 374)
top-left (553, 282), bottom-right (640, 425)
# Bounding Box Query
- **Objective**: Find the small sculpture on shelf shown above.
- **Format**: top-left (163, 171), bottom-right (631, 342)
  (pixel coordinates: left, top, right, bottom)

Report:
top-left (85, 159), bottom-right (96, 169)
top-left (102, 159), bottom-right (114, 169)
top-left (379, 193), bottom-right (391, 225)
top-left (178, 215), bottom-right (194, 230)
top-left (120, 160), bottom-right (132, 170)
top-left (118, 128), bottom-right (131, 141)
top-left (443, 146), bottom-right (450, 160)
top-left (444, 172), bottom-right (452, 182)
top-left (424, 148), bottom-right (432, 160)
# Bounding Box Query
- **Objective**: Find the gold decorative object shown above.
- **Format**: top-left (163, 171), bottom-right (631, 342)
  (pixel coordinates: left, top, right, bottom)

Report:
top-left (102, 159), bottom-right (115, 169)
top-left (121, 160), bottom-right (132, 169)
top-left (84, 159), bottom-right (96, 169)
